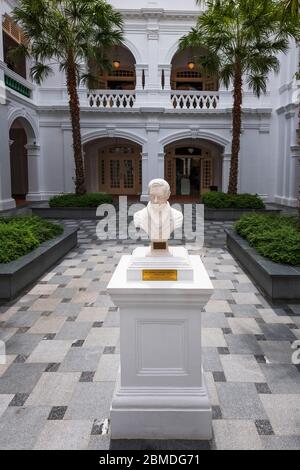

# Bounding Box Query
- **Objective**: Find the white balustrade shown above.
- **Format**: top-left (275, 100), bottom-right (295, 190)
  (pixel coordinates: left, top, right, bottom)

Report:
top-left (171, 91), bottom-right (219, 110)
top-left (88, 90), bottom-right (136, 109)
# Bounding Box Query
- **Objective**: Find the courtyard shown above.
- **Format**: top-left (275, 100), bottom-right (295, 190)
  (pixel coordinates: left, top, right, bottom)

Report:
top-left (0, 218), bottom-right (299, 450)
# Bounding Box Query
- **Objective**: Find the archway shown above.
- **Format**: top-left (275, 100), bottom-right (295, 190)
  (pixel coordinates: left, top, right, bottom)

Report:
top-left (9, 117), bottom-right (34, 202)
top-left (164, 139), bottom-right (223, 200)
top-left (171, 47), bottom-right (218, 92)
top-left (83, 138), bottom-right (142, 197)
top-left (88, 45), bottom-right (136, 90)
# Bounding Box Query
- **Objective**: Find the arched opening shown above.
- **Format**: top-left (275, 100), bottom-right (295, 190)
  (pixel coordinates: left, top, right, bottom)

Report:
top-left (164, 139), bottom-right (223, 201)
top-left (171, 47), bottom-right (218, 91)
top-left (88, 45), bottom-right (136, 90)
top-left (9, 118), bottom-right (33, 203)
top-left (84, 138), bottom-right (142, 197)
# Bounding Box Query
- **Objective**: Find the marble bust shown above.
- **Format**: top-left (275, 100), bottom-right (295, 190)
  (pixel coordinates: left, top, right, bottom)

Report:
top-left (134, 179), bottom-right (183, 247)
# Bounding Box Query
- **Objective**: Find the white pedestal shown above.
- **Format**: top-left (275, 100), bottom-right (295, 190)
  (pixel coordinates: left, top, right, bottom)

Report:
top-left (107, 247), bottom-right (214, 440)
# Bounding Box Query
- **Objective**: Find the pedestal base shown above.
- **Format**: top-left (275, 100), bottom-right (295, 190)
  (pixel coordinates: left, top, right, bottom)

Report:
top-left (111, 376), bottom-right (212, 440)
top-left (108, 249), bottom-right (214, 442)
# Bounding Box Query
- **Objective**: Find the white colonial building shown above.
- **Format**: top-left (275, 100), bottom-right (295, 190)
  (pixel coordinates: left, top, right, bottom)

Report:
top-left (0, 0), bottom-right (300, 210)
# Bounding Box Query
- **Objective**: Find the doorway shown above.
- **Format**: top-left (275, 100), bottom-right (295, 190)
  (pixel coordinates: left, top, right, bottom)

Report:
top-left (165, 146), bottom-right (214, 198)
top-left (84, 139), bottom-right (142, 196)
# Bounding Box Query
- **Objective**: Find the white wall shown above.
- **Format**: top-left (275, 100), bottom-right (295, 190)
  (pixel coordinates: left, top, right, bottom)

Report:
top-left (0, 0), bottom-right (299, 207)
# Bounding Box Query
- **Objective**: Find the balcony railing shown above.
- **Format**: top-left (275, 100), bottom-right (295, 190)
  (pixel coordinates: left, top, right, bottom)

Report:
top-left (171, 91), bottom-right (219, 110)
top-left (5, 74), bottom-right (31, 98)
top-left (87, 90), bottom-right (136, 109)
top-left (4, 67), bottom-right (35, 99)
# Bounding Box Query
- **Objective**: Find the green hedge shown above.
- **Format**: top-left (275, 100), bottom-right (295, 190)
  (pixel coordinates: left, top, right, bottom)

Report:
top-left (49, 193), bottom-right (113, 208)
top-left (202, 192), bottom-right (265, 209)
top-left (0, 216), bottom-right (64, 264)
top-left (234, 213), bottom-right (300, 266)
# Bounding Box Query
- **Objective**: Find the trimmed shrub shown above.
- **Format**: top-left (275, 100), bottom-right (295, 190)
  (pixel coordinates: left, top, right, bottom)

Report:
top-left (202, 192), bottom-right (265, 209)
top-left (234, 213), bottom-right (300, 266)
top-left (49, 193), bottom-right (113, 208)
top-left (0, 216), bottom-right (63, 264)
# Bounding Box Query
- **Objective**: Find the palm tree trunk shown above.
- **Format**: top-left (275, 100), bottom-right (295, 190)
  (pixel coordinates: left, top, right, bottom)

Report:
top-left (66, 50), bottom-right (86, 195)
top-left (228, 61), bottom-right (243, 195)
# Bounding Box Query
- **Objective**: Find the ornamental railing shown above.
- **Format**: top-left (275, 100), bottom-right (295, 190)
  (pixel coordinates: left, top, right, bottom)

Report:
top-left (87, 90), bottom-right (136, 108)
top-left (171, 91), bottom-right (219, 110)
top-left (5, 74), bottom-right (31, 98)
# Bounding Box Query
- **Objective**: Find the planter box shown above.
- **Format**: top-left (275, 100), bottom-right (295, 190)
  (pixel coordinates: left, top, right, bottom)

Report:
top-left (32, 205), bottom-right (281, 221)
top-left (31, 204), bottom-right (118, 220)
top-left (205, 208), bottom-right (281, 221)
top-left (0, 227), bottom-right (78, 302)
top-left (226, 228), bottom-right (300, 301)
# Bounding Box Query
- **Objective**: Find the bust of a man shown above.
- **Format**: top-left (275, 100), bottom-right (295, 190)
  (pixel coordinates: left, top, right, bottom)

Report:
top-left (134, 179), bottom-right (183, 248)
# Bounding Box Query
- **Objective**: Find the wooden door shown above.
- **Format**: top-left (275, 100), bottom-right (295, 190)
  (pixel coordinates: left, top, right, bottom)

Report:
top-left (165, 153), bottom-right (176, 195)
top-left (99, 145), bottom-right (141, 195)
top-left (201, 158), bottom-right (213, 194)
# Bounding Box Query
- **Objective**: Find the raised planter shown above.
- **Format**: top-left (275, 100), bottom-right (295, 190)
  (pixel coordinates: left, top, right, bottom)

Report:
top-left (31, 204), bottom-right (117, 220)
top-left (226, 228), bottom-right (300, 301)
top-left (32, 206), bottom-right (99, 219)
top-left (205, 207), bottom-right (281, 221)
top-left (0, 227), bottom-right (78, 302)
top-left (32, 204), bottom-right (281, 221)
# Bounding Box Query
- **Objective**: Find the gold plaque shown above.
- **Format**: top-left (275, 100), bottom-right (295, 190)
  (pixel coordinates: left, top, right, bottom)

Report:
top-left (142, 270), bottom-right (178, 282)
top-left (153, 242), bottom-right (167, 251)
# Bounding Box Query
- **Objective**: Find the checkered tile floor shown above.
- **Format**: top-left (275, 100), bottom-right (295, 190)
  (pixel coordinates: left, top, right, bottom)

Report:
top-left (0, 219), bottom-right (299, 450)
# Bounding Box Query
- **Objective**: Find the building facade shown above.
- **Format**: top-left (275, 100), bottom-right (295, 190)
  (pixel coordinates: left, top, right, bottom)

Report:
top-left (0, 0), bottom-right (300, 210)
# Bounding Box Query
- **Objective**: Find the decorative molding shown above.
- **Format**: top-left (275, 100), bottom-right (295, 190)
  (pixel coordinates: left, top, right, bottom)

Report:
top-left (146, 123), bottom-right (160, 133)
top-left (119, 8), bottom-right (199, 21)
top-left (147, 27), bottom-right (159, 40)
top-left (290, 145), bottom-right (300, 158)
top-left (106, 125), bottom-right (116, 139)
top-left (81, 129), bottom-right (147, 146)
top-left (259, 125), bottom-right (270, 134)
top-left (286, 111), bottom-right (296, 119)
top-left (160, 129), bottom-right (230, 148)
top-left (276, 102), bottom-right (298, 115)
top-left (7, 106), bottom-right (39, 142)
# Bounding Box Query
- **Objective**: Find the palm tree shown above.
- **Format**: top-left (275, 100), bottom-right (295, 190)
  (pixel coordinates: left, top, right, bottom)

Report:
top-left (12, 0), bottom-right (123, 195)
top-left (183, 0), bottom-right (299, 194)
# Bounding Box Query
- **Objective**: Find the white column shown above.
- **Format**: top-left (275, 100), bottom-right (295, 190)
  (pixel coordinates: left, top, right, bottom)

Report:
top-left (147, 26), bottom-right (159, 90)
top-left (222, 153), bottom-right (231, 193)
top-left (26, 144), bottom-right (43, 201)
top-left (135, 65), bottom-right (149, 108)
top-left (0, 103), bottom-right (16, 210)
top-left (0, 5), bottom-right (8, 104)
top-left (141, 125), bottom-right (164, 201)
top-left (158, 64), bottom-right (171, 91)
top-left (289, 146), bottom-right (300, 206)
top-left (141, 151), bottom-right (149, 202)
top-left (158, 151), bottom-right (165, 179)
top-left (135, 64), bottom-right (147, 91)
top-left (0, 3), bottom-right (4, 64)
top-left (147, 126), bottom-right (163, 182)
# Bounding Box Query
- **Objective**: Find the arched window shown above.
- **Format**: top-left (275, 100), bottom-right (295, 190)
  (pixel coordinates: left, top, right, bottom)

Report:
top-left (88, 45), bottom-right (136, 91)
top-left (171, 47), bottom-right (218, 92)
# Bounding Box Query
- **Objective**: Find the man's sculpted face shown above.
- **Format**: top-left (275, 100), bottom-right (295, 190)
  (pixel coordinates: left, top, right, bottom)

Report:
top-left (149, 184), bottom-right (170, 212)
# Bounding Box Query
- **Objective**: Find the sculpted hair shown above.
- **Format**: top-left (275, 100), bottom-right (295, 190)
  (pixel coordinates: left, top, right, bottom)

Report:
top-left (148, 179), bottom-right (170, 194)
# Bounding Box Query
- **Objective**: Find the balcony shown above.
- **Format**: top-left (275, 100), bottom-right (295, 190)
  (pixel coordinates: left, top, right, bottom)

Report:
top-left (83, 89), bottom-right (220, 111)
top-left (171, 91), bottom-right (219, 110)
top-left (87, 90), bottom-right (136, 109)
top-left (4, 67), bottom-right (35, 100)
